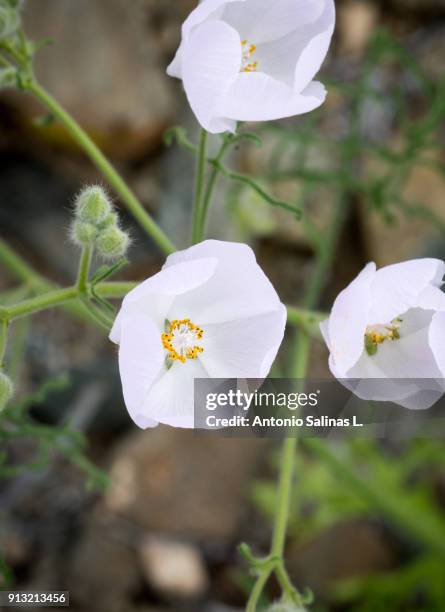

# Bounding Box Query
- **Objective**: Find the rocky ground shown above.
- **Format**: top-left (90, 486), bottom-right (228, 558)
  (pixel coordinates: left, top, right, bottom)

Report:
top-left (1, 1), bottom-right (444, 611)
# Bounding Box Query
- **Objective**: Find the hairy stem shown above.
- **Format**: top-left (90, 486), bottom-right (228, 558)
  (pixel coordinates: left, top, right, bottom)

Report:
top-left (191, 129), bottom-right (208, 244)
top-left (0, 238), bottom-right (116, 324)
top-left (3, 287), bottom-right (79, 321)
top-left (246, 334), bottom-right (310, 611)
top-left (25, 80), bottom-right (175, 255)
top-left (76, 246), bottom-right (93, 294)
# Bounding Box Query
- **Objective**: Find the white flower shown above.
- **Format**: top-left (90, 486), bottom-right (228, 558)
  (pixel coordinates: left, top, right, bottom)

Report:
top-left (321, 259), bottom-right (445, 409)
top-left (167, 0), bottom-right (335, 133)
top-left (110, 240), bottom-right (286, 428)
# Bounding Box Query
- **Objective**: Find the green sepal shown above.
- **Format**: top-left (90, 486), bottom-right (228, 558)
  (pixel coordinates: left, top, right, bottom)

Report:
top-left (365, 335), bottom-right (378, 356)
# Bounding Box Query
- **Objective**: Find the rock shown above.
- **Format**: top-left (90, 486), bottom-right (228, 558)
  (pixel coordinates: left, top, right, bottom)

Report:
top-left (388, 0), bottom-right (445, 14)
top-left (66, 516), bottom-right (141, 612)
top-left (288, 520), bottom-right (394, 599)
top-left (0, 523), bottom-right (31, 568)
top-left (338, 1), bottom-right (380, 57)
top-left (105, 427), bottom-right (269, 542)
top-left (139, 536), bottom-right (209, 599)
top-left (415, 26), bottom-right (445, 82)
top-left (360, 158), bottom-right (445, 266)
top-left (17, 0), bottom-right (177, 159)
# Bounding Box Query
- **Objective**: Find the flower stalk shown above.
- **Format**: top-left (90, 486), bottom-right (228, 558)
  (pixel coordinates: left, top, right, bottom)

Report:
top-left (196, 134), bottom-right (233, 241)
top-left (76, 246), bottom-right (93, 295)
top-left (246, 333), bottom-right (310, 611)
top-left (191, 128), bottom-right (209, 244)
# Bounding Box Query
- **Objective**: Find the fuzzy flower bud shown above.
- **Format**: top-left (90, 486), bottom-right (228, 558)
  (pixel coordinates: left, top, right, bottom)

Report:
top-left (75, 186), bottom-right (112, 226)
top-left (71, 221), bottom-right (98, 247)
top-left (0, 370), bottom-right (13, 411)
top-left (99, 212), bottom-right (119, 230)
top-left (96, 226), bottom-right (129, 261)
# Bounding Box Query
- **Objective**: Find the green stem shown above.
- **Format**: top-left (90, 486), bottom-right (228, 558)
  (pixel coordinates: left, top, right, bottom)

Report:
top-left (197, 137), bottom-right (232, 241)
top-left (246, 334), bottom-right (310, 611)
top-left (79, 297), bottom-right (113, 333)
top-left (287, 306), bottom-right (325, 339)
top-left (275, 563), bottom-right (302, 605)
top-left (0, 318), bottom-right (9, 368)
top-left (246, 569), bottom-right (272, 612)
top-left (77, 246), bottom-right (92, 294)
top-left (191, 129), bottom-right (208, 244)
top-left (214, 160), bottom-right (301, 217)
top-left (248, 126), bottom-right (354, 609)
top-left (77, 246), bottom-right (93, 295)
top-left (96, 281), bottom-right (137, 298)
top-left (0, 239), bottom-right (120, 324)
top-left (0, 281), bottom-right (138, 324)
top-left (3, 287), bottom-right (79, 321)
top-left (26, 80), bottom-right (175, 255)
top-left (271, 437), bottom-right (298, 559)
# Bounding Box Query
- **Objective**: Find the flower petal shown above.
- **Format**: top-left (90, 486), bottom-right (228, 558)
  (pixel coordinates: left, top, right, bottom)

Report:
top-left (338, 308), bottom-right (445, 410)
top-left (338, 375), bottom-right (443, 410)
top-left (181, 20), bottom-right (242, 132)
top-left (319, 318), bottom-right (331, 350)
top-left (348, 308), bottom-right (441, 379)
top-left (109, 257), bottom-right (218, 343)
top-left (199, 306), bottom-right (287, 377)
top-left (293, 0), bottom-right (335, 92)
top-left (328, 262), bottom-right (376, 376)
top-left (117, 312), bottom-right (165, 428)
top-left (139, 359), bottom-right (209, 428)
top-left (429, 311), bottom-right (445, 378)
top-left (368, 259), bottom-right (445, 325)
top-left (167, 0), bottom-right (245, 78)
top-left (418, 285), bottom-right (445, 312)
top-left (164, 240), bottom-right (283, 324)
top-left (223, 0), bottom-right (325, 44)
top-left (218, 73), bottom-right (326, 122)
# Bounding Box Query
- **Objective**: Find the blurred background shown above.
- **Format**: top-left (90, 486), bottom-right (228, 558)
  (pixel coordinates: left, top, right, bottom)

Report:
top-left (1, 1), bottom-right (445, 610)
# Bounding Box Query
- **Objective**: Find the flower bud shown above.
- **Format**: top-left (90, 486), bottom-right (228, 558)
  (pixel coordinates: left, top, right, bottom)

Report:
top-left (96, 226), bottom-right (129, 261)
top-left (0, 370), bottom-right (13, 411)
top-left (71, 221), bottom-right (98, 246)
top-left (75, 186), bottom-right (112, 226)
top-left (99, 212), bottom-right (119, 230)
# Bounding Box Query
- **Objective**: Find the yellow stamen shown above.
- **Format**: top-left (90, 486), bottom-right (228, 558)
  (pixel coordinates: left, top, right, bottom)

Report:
top-left (161, 319), bottom-right (204, 364)
top-left (364, 319), bottom-right (402, 356)
top-left (241, 39), bottom-right (258, 73)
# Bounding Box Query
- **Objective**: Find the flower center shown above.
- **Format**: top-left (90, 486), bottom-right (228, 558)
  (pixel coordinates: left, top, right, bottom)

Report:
top-left (241, 39), bottom-right (258, 72)
top-left (364, 318), bottom-right (402, 356)
top-left (161, 319), bottom-right (204, 364)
